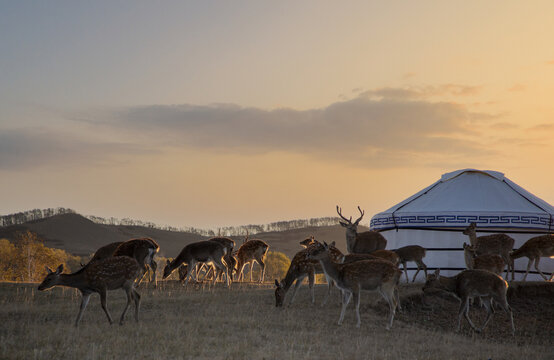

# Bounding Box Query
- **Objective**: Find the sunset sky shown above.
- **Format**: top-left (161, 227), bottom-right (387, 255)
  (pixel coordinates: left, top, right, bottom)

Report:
top-left (1, 1), bottom-right (554, 229)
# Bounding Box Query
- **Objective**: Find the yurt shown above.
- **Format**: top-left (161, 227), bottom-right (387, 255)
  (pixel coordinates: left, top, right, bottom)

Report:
top-left (370, 169), bottom-right (554, 281)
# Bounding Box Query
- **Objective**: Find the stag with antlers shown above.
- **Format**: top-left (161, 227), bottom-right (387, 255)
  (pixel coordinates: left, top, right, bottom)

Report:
top-left (337, 206), bottom-right (387, 254)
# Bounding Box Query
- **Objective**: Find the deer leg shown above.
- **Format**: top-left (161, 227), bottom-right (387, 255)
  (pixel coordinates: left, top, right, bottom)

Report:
top-left (523, 257), bottom-right (533, 281)
top-left (457, 297), bottom-right (469, 332)
top-left (402, 261), bottom-right (409, 283)
top-left (288, 275), bottom-right (306, 305)
top-left (307, 270), bottom-right (315, 305)
top-left (353, 289), bottom-right (361, 328)
top-left (74, 292), bottom-right (91, 327)
top-left (321, 274), bottom-right (333, 306)
top-left (149, 260), bottom-right (157, 285)
top-left (132, 288), bottom-right (141, 322)
top-left (237, 262), bottom-right (247, 282)
top-left (462, 297), bottom-right (480, 333)
top-left (383, 286), bottom-right (397, 330)
top-left (533, 256), bottom-right (549, 281)
top-left (99, 288), bottom-right (114, 325)
top-left (394, 286), bottom-right (402, 312)
top-left (413, 260), bottom-right (427, 283)
top-left (256, 257), bottom-right (266, 283)
top-left (478, 297), bottom-right (494, 333)
top-left (338, 291), bottom-right (352, 325)
top-left (213, 258), bottom-right (229, 287)
top-left (494, 295), bottom-right (515, 336)
top-left (249, 261), bottom-right (255, 282)
top-left (185, 260), bottom-right (197, 286)
top-left (119, 285), bottom-right (133, 325)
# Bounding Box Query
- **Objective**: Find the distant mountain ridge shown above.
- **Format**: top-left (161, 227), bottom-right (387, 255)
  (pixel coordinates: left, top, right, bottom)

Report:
top-left (0, 210), bottom-right (363, 259)
top-left (0, 207), bottom-right (341, 236)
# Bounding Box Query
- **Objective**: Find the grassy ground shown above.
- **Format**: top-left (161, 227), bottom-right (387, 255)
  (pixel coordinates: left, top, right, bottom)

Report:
top-left (0, 281), bottom-right (552, 360)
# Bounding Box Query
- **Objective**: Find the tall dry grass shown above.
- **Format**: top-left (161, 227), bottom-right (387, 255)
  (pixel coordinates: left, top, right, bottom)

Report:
top-left (0, 281), bottom-right (551, 360)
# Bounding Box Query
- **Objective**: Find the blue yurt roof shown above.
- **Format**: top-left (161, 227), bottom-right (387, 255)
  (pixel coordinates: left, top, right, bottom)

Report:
top-left (370, 169), bottom-right (554, 232)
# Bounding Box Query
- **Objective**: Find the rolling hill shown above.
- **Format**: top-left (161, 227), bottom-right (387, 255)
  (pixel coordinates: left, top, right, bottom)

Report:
top-left (0, 213), bottom-right (367, 259)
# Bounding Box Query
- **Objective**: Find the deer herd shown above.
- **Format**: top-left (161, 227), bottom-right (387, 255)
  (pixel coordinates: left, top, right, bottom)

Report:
top-left (38, 206), bottom-right (553, 336)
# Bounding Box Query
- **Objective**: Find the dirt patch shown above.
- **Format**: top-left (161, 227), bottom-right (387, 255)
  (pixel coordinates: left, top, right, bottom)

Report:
top-left (388, 282), bottom-right (554, 346)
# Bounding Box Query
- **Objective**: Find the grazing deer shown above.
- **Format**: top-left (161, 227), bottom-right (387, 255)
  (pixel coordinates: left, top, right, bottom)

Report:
top-left (463, 223), bottom-right (515, 280)
top-left (393, 245), bottom-right (428, 283)
top-left (112, 238), bottom-right (160, 285)
top-left (423, 269), bottom-right (515, 335)
top-left (274, 240), bottom-right (343, 307)
top-left (163, 241), bottom-right (229, 287)
top-left (38, 257), bottom-right (142, 327)
top-left (510, 235), bottom-right (554, 281)
top-left (236, 239), bottom-right (269, 283)
top-left (337, 206), bottom-right (387, 254)
top-left (463, 243), bottom-right (505, 275)
top-left (307, 241), bottom-right (401, 329)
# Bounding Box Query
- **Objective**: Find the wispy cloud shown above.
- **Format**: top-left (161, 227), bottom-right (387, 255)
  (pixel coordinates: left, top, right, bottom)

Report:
top-left (1, 91), bottom-right (497, 170)
top-left (361, 84), bottom-right (481, 100)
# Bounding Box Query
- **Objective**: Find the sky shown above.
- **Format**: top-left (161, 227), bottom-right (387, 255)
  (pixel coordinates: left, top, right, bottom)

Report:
top-left (1, 1), bottom-right (554, 229)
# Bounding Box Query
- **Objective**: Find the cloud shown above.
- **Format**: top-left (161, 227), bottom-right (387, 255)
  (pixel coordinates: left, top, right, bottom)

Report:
top-left (0, 128), bottom-right (148, 170)
top-left (99, 94), bottom-right (490, 167)
top-left (2, 91), bottom-right (497, 170)
top-left (361, 84), bottom-right (481, 100)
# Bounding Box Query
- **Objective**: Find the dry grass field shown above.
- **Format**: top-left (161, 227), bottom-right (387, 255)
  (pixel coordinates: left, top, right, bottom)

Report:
top-left (0, 281), bottom-right (552, 360)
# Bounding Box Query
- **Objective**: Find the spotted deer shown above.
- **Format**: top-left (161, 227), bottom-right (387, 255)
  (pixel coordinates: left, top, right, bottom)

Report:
top-left (393, 245), bottom-right (428, 283)
top-left (463, 243), bottom-right (505, 275)
top-left (423, 269), bottom-right (515, 335)
top-left (307, 241), bottom-right (401, 329)
top-left (274, 240), bottom-right (343, 307)
top-left (38, 257), bottom-right (142, 327)
top-left (510, 235), bottom-right (554, 281)
top-left (337, 206), bottom-right (387, 254)
top-left (163, 241), bottom-right (229, 287)
top-left (463, 223), bottom-right (515, 280)
top-left (236, 239), bottom-right (269, 282)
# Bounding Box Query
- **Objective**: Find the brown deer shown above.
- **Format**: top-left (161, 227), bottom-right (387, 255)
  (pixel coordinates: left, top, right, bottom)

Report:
top-left (463, 223), bottom-right (515, 280)
top-left (463, 243), bottom-right (505, 275)
top-left (236, 239), bottom-right (269, 282)
top-left (163, 241), bottom-right (229, 287)
top-left (38, 257), bottom-right (142, 327)
top-left (510, 235), bottom-right (554, 281)
top-left (274, 240), bottom-right (343, 307)
top-left (423, 269), bottom-right (515, 335)
top-left (306, 241), bottom-right (401, 329)
top-left (337, 206), bottom-right (387, 254)
top-left (393, 245), bottom-right (427, 283)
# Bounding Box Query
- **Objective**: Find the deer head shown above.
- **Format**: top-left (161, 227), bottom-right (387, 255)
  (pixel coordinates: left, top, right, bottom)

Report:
top-left (463, 222), bottom-right (477, 236)
top-left (38, 264), bottom-right (64, 291)
top-left (337, 205), bottom-right (364, 233)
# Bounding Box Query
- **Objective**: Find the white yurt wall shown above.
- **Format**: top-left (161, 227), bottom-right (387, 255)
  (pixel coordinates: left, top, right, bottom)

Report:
top-left (371, 169), bottom-right (554, 282)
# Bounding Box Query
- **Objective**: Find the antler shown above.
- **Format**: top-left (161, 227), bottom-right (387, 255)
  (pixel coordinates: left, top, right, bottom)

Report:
top-left (353, 206), bottom-right (365, 225)
top-left (336, 205), bottom-right (352, 223)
